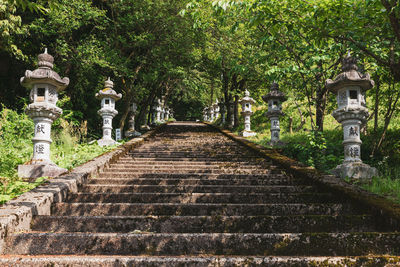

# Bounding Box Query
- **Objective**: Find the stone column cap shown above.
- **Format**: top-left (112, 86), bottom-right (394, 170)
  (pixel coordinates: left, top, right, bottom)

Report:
top-left (20, 49), bottom-right (69, 91)
top-left (326, 55), bottom-right (374, 94)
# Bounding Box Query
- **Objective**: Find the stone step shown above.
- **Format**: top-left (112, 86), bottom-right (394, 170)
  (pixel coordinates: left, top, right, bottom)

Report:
top-left (96, 173), bottom-right (290, 179)
top-left (100, 169), bottom-right (282, 175)
top-left (104, 166), bottom-right (276, 172)
top-left (0, 255), bottom-right (398, 267)
top-left (6, 232), bottom-right (400, 256)
top-left (109, 163), bottom-right (272, 168)
top-left (79, 184), bottom-right (317, 194)
top-left (31, 215), bottom-right (376, 233)
top-left (127, 153), bottom-right (260, 159)
top-left (87, 178), bottom-right (298, 186)
top-left (119, 157), bottom-right (265, 163)
top-left (66, 192), bottom-right (339, 204)
top-left (51, 203), bottom-right (357, 216)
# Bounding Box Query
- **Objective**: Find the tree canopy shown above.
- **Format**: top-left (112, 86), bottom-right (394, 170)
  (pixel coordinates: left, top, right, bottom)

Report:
top-left (1, 0), bottom-right (399, 149)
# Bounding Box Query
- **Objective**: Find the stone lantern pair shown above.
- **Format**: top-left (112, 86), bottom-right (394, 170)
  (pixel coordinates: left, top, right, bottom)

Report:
top-left (96, 78), bottom-right (122, 146)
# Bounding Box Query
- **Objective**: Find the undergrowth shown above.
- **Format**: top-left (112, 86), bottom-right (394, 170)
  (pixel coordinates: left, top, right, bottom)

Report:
top-left (0, 106), bottom-right (118, 204)
top-left (228, 106), bottom-right (400, 203)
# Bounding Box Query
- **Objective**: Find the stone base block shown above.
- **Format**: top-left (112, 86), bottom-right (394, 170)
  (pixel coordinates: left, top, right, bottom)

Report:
top-left (125, 130), bottom-right (142, 138)
top-left (331, 162), bottom-right (379, 180)
top-left (18, 163), bottom-right (67, 181)
top-left (97, 138), bottom-right (119, 147)
top-left (242, 131), bottom-right (256, 137)
top-left (268, 140), bottom-right (285, 147)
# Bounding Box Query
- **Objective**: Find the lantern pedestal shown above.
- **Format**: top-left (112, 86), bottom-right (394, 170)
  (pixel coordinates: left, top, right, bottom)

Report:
top-left (18, 164), bottom-right (67, 181)
top-left (332, 162), bottom-right (378, 180)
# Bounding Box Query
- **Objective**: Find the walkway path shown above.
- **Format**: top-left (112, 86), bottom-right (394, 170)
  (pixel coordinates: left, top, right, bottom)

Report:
top-left (2, 122), bottom-right (400, 266)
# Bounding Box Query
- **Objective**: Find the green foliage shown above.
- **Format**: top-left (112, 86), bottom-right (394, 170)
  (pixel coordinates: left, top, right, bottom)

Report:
top-left (361, 165), bottom-right (400, 204)
top-left (0, 106), bottom-right (34, 178)
top-left (281, 130), bottom-right (342, 171)
top-left (0, 107), bottom-right (116, 203)
top-left (0, 176), bottom-right (46, 204)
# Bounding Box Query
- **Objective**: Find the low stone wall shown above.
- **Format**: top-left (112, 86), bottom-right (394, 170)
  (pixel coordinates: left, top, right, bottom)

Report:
top-left (0, 124), bottom-right (167, 253)
top-left (206, 122), bottom-right (400, 230)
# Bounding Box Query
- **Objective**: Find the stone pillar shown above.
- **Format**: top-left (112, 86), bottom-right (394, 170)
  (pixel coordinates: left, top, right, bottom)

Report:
top-left (239, 90), bottom-right (256, 137)
top-left (213, 100), bottom-right (220, 120)
top-left (18, 49), bottom-right (70, 179)
top-left (218, 101), bottom-right (226, 125)
top-left (125, 102), bottom-right (141, 137)
top-left (262, 82), bottom-right (287, 146)
top-left (210, 105), bottom-right (215, 121)
top-left (155, 99), bottom-right (162, 123)
top-left (203, 107), bottom-right (209, 121)
top-left (96, 78), bottom-right (122, 146)
top-left (165, 108), bottom-right (170, 120)
top-left (326, 54), bottom-right (378, 179)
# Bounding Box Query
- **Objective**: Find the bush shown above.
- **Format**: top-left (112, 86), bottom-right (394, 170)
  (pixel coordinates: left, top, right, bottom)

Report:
top-left (0, 106), bottom-right (117, 204)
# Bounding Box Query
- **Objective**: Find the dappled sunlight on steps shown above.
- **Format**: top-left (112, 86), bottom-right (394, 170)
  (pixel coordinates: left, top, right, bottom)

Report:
top-left (2, 122), bottom-right (400, 266)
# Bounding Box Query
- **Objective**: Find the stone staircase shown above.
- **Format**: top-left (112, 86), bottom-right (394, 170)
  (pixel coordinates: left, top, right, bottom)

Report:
top-left (2, 122), bottom-right (400, 266)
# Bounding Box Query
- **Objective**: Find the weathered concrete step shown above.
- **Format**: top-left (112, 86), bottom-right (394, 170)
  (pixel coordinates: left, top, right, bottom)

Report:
top-left (100, 169), bottom-right (282, 175)
top-left (31, 215), bottom-right (376, 233)
top-left (80, 185), bottom-right (317, 194)
top-left (127, 154), bottom-right (260, 159)
top-left (97, 173), bottom-right (290, 179)
top-left (0, 256), bottom-right (398, 267)
top-left (88, 178), bottom-right (298, 186)
top-left (119, 157), bottom-right (265, 163)
top-left (51, 203), bottom-right (357, 216)
top-left (109, 163), bottom-right (271, 168)
top-left (66, 192), bottom-right (340, 204)
top-left (107, 164), bottom-right (279, 173)
top-left (6, 232), bottom-right (400, 256)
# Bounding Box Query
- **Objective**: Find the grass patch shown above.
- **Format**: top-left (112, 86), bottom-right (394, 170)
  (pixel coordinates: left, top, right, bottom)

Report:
top-left (0, 107), bottom-right (119, 204)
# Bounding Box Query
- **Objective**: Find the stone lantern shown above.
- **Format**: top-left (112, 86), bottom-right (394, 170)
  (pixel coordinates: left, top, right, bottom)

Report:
top-left (125, 102), bottom-right (141, 138)
top-left (210, 105), bottom-right (215, 121)
top-left (239, 89), bottom-right (256, 137)
top-left (203, 107), bottom-right (209, 121)
top-left (213, 100), bottom-right (220, 120)
top-left (218, 100), bottom-right (226, 125)
top-left (326, 54), bottom-right (378, 179)
top-left (18, 49), bottom-right (69, 179)
top-left (165, 107), bottom-right (170, 121)
top-left (262, 82), bottom-right (287, 145)
top-left (96, 78), bottom-right (122, 146)
top-left (155, 98), bottom-right (162, 123)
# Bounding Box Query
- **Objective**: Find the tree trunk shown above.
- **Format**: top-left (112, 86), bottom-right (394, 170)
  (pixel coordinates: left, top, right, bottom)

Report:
top-left (374, 76), bottom-right (380, 133)
top-left (234, 95), bottom-right (239, 127)
top-left (289, 117), bottom-right (293, 134)
top-left (315, 84), bottom-right (328, 132)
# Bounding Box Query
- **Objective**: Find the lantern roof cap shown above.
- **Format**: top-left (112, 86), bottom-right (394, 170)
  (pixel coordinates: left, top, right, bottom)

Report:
top-left (326, 53), bottom-right (374, 94)
top-left (20, 49), bottom-right (69, 91)
top-left (240, 89), bottom-right (255, 104)
top-left (262, 82), bottom-right (287, 102)
top-left (96, 78), bottom-right (122, 100)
